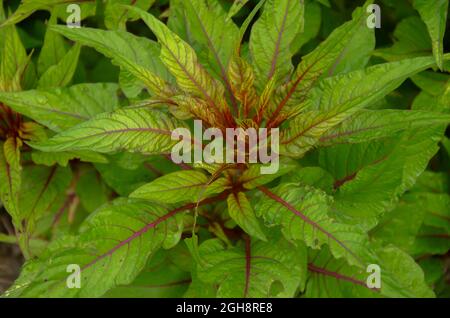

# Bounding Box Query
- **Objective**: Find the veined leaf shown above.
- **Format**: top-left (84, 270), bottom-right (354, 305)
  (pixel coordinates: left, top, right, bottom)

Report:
top-left (31, 150), bottom-right (108, 167)
top-left (183, 0), bottom-right (239, 86)
top-left (0, 83), bottom-right (120, 132)
top-left (333, 126), bottom-right (445, 229)
top-left (30, 108), bottom-right (185, 155)
top-left (228, 54), bottom-right (258, 117)
top-left (413, 0), bottom-right (449, 70)
top-left (306, 245), bottom-right (434, 298)
top-left (130, 170), bottom-right (229, 204)
top-left (37, 12), bottom-right (67, 76)
top-left (280, 56), bottom-right (448, 157)
top-left (50, 25), bottom-right (173, 96)
top-left (269, 1), bottom-right (371, 121)
top-left (37, 43), bottom-right (81, 89)
top-left (227, 192), bottom-right (266, 241)
top-left (0, 138), bottom-right (22, 228)
top-left (256, 184), bottom-right (368, 267)
top-left (319, 109), bottom-right (450, 146)
top-left (238, 158), bottom-right (297, 189)
top-left (104, 0), bottom-right (156, 31)
top-left (0, 20), bottom-right (28, 91)
top-left (249, 0), bottom-right (304, 90)
top-left (19, 165), bottom-right (72, 233)
top-left (128, 6), bottom-right (227, 116)
top-left (104, 248), bottom-right (191, 298)
top-left (373, 17), bottom-right (431, 62)
top-left (4, 198), bottom-right (185, 297)
top-left (0, 0), bottom-right (81, 27)
top-left (193, 235), bottom-right (307, 297)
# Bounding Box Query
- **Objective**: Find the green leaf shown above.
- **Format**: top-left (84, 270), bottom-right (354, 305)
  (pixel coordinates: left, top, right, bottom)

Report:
top-left (29, 108), bottom-right (184, 155)
top-left (4, 198), bottom-right (185, 297)
top-left (19, 165), bottom-right (72, 233)
top-left (0, 21), bottom-right (28, 91)
top-left (104, 248), bottom-right (191, 298)
top-left (227, 192), bottom-right (266, 241)
top-left (269, 1), bottom-right (372, 119)
top-left (0, 83), bottom-right (120, 132)
top-left (0, 139), bottom-right (22, 228)
top-left (413, 0), bottom-right (449, 70)
top-left (332, 126), bottom-right (445, 229)
top-left (130, 170), bottom-right (229, 204)
top-left (50, 25), bottom-right (173, 96)
top-left (280, 56), bottom-right (448, 157)
top-left (374, 17), bottom-right (432, 62)
top-left (37, 12), bottom-right (68, 76)
top-left (31, 150), bottom-right (108, 167)
top-left (306, 245), bottom-right (434, 298)
top-left (249, 0), bottom-right (304, 89)
top-left (128, 6), bottom-right (227, 116)
top-left (0, 0), bottom-right (77, 27)
top-left (37, 43), bottom-right (81, 89)
top-left (104, 0), bottom-right (156, 31)
top-left (256, 184), bottom-right (368, 267)
top-left (238, 158), bottom-right (297, 189)
top-left (319, 109), bottom-right (450, 146)
top-left (193, 235), bottom-right (307, 297)
top-left (291, 1), bottom-right (322, 54)
top-left (183, 0), bottom-right (239, 81)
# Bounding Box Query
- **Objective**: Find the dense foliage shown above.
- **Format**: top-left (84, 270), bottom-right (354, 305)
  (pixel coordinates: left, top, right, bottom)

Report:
top-left (0, 0), bottom-right (449, 298)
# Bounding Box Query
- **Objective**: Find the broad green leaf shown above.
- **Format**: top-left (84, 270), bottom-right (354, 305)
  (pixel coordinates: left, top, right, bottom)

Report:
top-left (4, 198), bottom-right (185, 297)
top-left (283, 166), bottom-right (334, 194)
top-left (249, 0), bottom-right (304, 90)
top-left (370, 193), bottom-right (429, 253)
top-left (374, 17), bottom-right (432, 62)
top-left (290, 0), bottom-right (322, 55)
top-left (0, 21), bottom-right (28, 91)
top-left (183, 0), bottom-right (239, 81)
top-left (104, 0), bottom-right (156, 30)
top-left (0, 83), bottom-right (120, 132)
top-left (19, 165), bottom-right (72, 234)
top-left (228, 53), bottom-right (258, 117)
top-left (305, 245), bottom-right (434, 298)
top-left (256, 184), bottom-right (368, 267)
top-left (0, 0), bottom-right (77, 27)
top-left (0, 138), bottom-right (22, 227)
top-left (412, 73), bottom-right (450, 113)
top-left (269, 1), bottom-right (372, 119)
top-left (30, 108), bottom-right (185, 155)
top-left (280, 56), bottom-right (448, 157)
top-left (413, 0), bottom-right (449, 70)
top-left (50, 25), bottom-right (173, 96)
top-left (130, 170), bottom-right (229, 204)
top-left (76, 168), bottom-right (111, 212)
top-left (227, 192), bottom-right (266, 241)
top-left (128, 6), bottom-right (227, 116)
top-left (104, 248), bottom-right (191, 298)
top-left (37, 43), bottom-right (81, 89)
top-left (333, 126), bottom-right (445, 229)
top-left (319, 109), bottom-right (450, 146)
top-left (31, 150), bottom-right (108, 167)
top-left (193, 235), bottom-right (307, 297)
top-left (37, 13), bottom-right (68, 75)
top-left (238, 158), bottom-right (297, 189)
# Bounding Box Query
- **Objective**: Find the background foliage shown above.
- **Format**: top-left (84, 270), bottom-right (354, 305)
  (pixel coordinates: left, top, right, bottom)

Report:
top-left (0, 0), bottom-right (449, 298)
